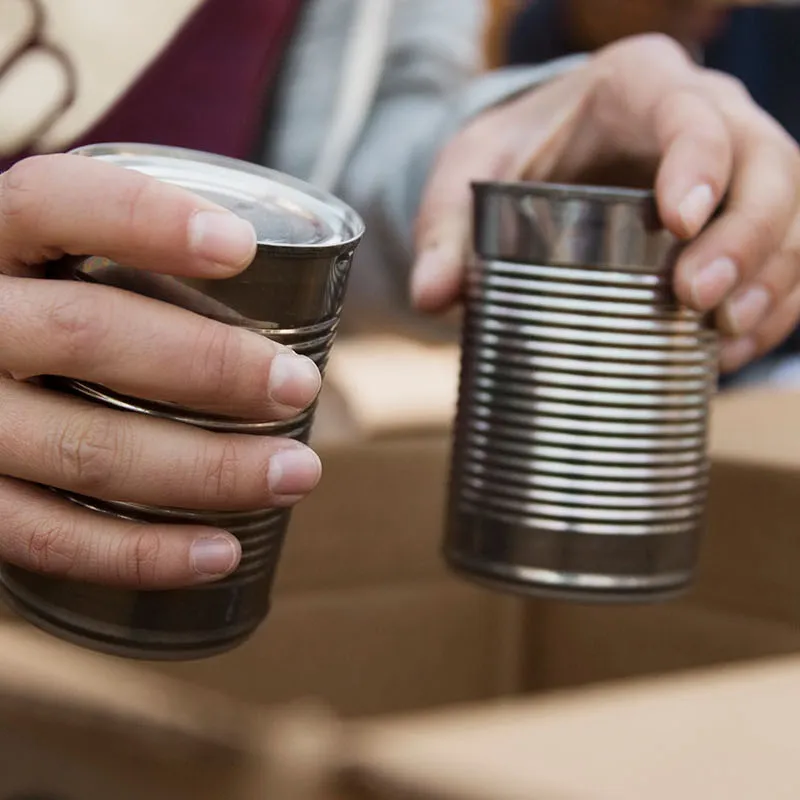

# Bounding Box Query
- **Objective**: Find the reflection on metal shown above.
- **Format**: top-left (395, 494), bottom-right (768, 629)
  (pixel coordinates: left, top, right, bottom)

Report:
top-left (445, 181), bottom-right (717, 602)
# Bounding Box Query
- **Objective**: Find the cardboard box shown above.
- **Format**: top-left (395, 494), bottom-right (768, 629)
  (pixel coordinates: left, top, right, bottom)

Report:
top-left (1, 379), bottom-right (800, 798)
top-left (523, 599), bottom-right (800, 692)
top-left (153, 582), bottom-right (524, 717)
top-left (3, 620), bottom-right (800, 800)
top-left (694, 389), bottom-right (800, 625)
top-left (348, 654), bottom-right (800, 799)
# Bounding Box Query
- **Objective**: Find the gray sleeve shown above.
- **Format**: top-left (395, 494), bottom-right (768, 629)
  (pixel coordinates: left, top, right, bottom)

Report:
top-left (335, 0), bottom-right (586, 313)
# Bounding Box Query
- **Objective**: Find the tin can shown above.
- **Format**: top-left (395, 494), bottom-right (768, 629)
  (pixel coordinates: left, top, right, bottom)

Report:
top-left (444, 181), bottom-right (718, 602)
top-left (0, 143), bottom-right (365, 659)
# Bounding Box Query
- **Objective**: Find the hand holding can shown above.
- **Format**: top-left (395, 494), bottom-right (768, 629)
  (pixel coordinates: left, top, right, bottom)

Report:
top-left (0, 145), bottom-right (363, 658)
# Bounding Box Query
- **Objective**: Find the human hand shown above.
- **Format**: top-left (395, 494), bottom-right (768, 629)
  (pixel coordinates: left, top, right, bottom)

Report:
top-left (412, 35), bottom-right (800, 373)
top-left (0, 154), bottom-right (323, 588)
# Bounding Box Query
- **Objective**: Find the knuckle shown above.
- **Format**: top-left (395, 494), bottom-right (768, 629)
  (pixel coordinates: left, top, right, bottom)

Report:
top-left (738, 212), bottom-right (781, 255)
top-left (196, 437), bottom-right (242, 505)
top-left (25, 516), bottom-right (81, 576)
top-left (190, 320), bottom-right (244, 401)
top-left (655, 88), bottom-right (724, 145)
top-left (603, 33), bottom-right (689, 69)
top-left (704, 71), bottom-right (751, 103)
top-left (115, 525), bottom-right (162, 586)
top-left (45, 292), bottom-right (112, 361)
top-left (117, 172), bottom-right (159, 231)
top-left (632, 33), bottom-right (687, 60)
top-left (56, 411), bottom-right (132, 492)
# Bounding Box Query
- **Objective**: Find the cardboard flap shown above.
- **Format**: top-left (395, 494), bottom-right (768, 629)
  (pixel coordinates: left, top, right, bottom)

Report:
top-left (346, 655), bottom-right (800, 799)
top-left (324, 335), bottom-right (459, 437)
top-left (0, 622), bottom-right (255, 755)
top-left (710, 388), bottom-right (800, 470)
top-left (0, 623), bottom-right (354, 799)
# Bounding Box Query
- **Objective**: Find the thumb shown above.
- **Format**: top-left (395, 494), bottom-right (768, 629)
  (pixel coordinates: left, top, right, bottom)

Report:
top-left (411, 206), bottom-right (472, 314)
top-left (412, 117), bottom-right (518, 313)
top-left (411, 68), bottom-right (595, 314)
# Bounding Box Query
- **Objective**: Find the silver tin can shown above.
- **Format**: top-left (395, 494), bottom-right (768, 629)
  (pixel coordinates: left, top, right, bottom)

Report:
top-left (444, 182), bottom-right (718, 602)
top-left (0, 143), bottom-right (364, 659)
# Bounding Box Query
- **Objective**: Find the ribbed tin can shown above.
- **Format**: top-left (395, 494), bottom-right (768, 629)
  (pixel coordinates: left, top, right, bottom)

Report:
top-left (0, 143), bottom-right (364, 659)
top-left (444, 182), bottom-right (718, 602)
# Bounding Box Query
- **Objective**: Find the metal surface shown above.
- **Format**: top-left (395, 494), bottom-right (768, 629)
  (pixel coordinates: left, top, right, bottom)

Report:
top-left (445, 181), bottom-right (717, 601)
top-left (0, 143), bottom-right (364, 659)
top-left (472, 182), bottom-right (679, 269)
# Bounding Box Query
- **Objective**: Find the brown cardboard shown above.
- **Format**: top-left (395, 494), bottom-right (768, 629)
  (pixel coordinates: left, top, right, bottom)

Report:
top-left (323, 336), bottom-right (459, 439)
top-left (0, 622), bottom-right (251, 750)
top-left (694, 388), bottom-right (800, 625)
top-left (0, 622), bottom-right (362, 800)
top-left (276, 434), bottom-right (452, 594)
top-left (709, 387), bottom-right (800, 470)
top-left (522, 599), bottom-right (800, 692)
top-left (5, 614), bottom-right (800, 800)
top-left (0, 622), bottom-right (269, 800)
top-left (150, 582), bottom-right (524, 717)
top-left (348, 655), bottom-right (800, 800)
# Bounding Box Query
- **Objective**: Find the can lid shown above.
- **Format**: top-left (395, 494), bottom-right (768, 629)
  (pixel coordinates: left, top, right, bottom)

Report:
top-left (69, 143), bottom-right (365, 251)
top-left (471, 180), bottom-right (677, 271)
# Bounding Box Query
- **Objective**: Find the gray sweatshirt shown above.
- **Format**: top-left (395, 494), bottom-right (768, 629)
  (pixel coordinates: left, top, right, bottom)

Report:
top-left (261, 0), bottom-right (584, 323)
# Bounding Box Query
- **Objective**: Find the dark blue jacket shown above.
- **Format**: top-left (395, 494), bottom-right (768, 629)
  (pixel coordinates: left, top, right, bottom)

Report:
top-left (506, 1), bottom-right (800, 364)
top-left (507, 1), bottom-right (800, 146)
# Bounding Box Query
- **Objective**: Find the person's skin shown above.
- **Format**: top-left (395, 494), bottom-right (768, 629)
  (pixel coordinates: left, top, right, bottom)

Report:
top-left (0, 155), bottom-right (323, 588)
top-left (413, 35), bottom-right (800, 375)
top-left (3, 35), bottom-right (799, 589)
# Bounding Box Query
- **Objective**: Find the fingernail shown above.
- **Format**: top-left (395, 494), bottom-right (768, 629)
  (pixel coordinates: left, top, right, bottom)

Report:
top-left (268, 446), bottom-right (322, 496)
top-left (725, 285), bottom-right (771, 335)
top-left (191, 535), bottom-right (240, 577)
top-left (690, 257), bottom-right (738, 309)
top-left (720, 336), bottom-right (757, 373)
top-left (268, 352), bottom-right (321, 409)
top-left (188, 210), bottom-right (257, 273)
top-left (678, 184), bottom-right (715, 236)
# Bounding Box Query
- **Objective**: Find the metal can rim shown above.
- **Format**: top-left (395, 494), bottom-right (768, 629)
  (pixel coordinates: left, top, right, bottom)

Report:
top-left (68, 142), bottom-right (366, 255)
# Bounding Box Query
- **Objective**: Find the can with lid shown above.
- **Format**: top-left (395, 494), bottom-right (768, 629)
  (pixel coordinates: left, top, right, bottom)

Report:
top-left (444, 181), bottom-right (718, 602)
top-left (0, 143), bottom-right (365, 660)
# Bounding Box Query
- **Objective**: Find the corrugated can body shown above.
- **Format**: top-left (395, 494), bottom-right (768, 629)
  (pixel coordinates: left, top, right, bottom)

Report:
top-left (445, 182), bottom-right (718, 602)
top-left (0, 144), bottom-right (364, 659)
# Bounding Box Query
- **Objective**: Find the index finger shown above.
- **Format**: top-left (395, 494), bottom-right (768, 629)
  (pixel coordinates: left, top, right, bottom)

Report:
top-left (0, 154), bottom-right (257, 278)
